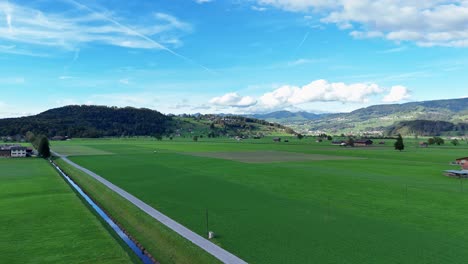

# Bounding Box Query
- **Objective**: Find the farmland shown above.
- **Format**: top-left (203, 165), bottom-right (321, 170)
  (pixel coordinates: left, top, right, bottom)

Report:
top-left (53, 137), bottom-right (468, 264)
top-left (0, 158), bottom-right (135, 264)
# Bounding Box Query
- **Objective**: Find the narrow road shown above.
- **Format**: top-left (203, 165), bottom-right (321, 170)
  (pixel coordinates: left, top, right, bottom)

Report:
top-left (52, 151), bottom-right (247, 264)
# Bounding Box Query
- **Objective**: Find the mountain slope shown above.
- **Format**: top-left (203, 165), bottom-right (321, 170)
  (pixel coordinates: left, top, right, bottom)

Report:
top-left (386, 120), bottom-right (468, 136)
top-left (243, 98), bottom-right (468, 135)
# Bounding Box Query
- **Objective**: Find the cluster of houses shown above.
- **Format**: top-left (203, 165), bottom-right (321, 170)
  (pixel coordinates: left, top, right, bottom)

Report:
top-left (0, 144), bottom-right (33, 158)
top-left (331, 139), bottom-right (374, 147)
top-left (445, 157), bottom-right (468, 178)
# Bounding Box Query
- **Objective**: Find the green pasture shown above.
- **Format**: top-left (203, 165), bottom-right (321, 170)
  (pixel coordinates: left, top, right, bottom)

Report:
top-left (0, 158), bottom-right (135, 264)
top-left (52, 137), bottom-right (468, 264)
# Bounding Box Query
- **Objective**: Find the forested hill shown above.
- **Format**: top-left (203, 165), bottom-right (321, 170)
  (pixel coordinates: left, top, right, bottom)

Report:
top-left (0, 105), bottom-right (295, 138)
top-left (386, 120), bottom-right (468, 136)
top-left (0, 105), bottom-right (170, 137)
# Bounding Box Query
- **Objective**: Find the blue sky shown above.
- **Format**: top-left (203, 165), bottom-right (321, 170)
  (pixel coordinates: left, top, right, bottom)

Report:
top-left (1, 0), bottom-right (467, 117)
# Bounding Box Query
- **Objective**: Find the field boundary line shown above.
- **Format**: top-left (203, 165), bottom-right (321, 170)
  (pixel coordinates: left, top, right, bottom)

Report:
top-left (52, 151), bottom-right (247, 264)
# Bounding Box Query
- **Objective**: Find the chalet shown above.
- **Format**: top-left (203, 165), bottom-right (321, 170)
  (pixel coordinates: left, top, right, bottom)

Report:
top-left (273, 137), bottom-right (281, 142)
top-left (354, 139), bottom-right (373, 147)
top-left (456, 157), bottom-right (468, 170)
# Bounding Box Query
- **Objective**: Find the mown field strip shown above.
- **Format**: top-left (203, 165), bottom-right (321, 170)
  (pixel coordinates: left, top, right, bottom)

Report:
top-left (54, 152), bottom-right (247, 264)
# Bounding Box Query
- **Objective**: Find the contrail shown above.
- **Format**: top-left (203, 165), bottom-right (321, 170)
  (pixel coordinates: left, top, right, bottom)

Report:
top-left (65, 0), bottom-right (215, 74)
top-left (294, 31), bottom-right (309, 54)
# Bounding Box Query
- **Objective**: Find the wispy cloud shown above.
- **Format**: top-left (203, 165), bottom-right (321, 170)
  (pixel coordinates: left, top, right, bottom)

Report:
top-left (378, 46), bottom-right (407, 54)
top-left (251, 6), bottom-right (267, 11)
top-left (194, 0), bottom-right (213, 4)
top-left (0, 1), bottom-right (191, 50)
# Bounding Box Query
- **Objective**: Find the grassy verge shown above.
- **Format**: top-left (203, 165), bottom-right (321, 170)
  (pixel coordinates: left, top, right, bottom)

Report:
top-left (55, 158), bottom-right (220, 264)
top-left (0, 158), bottom-right (134, 264)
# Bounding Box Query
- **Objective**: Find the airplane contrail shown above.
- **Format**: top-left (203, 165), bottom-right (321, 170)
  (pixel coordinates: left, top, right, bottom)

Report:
top-left (66, 0), bottom-right (215, 74)
top-left (295, 31), bottom-right (309, 53)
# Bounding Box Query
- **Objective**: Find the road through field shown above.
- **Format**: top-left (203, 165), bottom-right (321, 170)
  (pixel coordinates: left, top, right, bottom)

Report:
top-left (52, 151), bottom-right (247, 264)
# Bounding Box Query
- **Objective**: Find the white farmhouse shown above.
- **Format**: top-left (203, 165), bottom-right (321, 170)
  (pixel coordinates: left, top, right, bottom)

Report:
top-left (10, 147), bottom-right (27, 158)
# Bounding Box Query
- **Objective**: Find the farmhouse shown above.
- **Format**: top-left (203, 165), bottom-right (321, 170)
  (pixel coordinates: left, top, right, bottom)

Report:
top-left (456, 157), bottom-right (468, 170)
top-left (0, 145), bottom-right (28, 158)
top-left (273, 137), bottom-right (281, 142)
top-left (444, 157), bottom-right (468, 178)
top-left (354, 139), bottom-right (373, 146)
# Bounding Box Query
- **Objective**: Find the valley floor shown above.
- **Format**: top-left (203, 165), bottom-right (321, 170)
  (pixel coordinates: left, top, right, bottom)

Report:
top-left (52, 137), bottom-right (468, 264)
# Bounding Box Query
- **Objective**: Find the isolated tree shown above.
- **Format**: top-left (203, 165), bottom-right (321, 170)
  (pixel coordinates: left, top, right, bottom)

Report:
top-left (193, 135), bottom-right (199, 142)
top-left (347, 137), bottom-right (355, 147)
top-left (327, 135), bottom-right (333, 140)
top-left (394, 134), bottom-right (405, 151)
top-left (428, 138), bottom-right (435, 145)
top-left (37, 136), bottom-right (51, 158)
top-left (297, 133), bottom-right (304, 140)
top-left (451, 139), bottom-right (459, 146)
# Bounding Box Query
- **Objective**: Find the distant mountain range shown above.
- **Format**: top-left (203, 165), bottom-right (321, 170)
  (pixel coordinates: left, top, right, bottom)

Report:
top-left (249, 111), bottom-right (326, 122)
top-left (243, 98), bottom-right (468, 136)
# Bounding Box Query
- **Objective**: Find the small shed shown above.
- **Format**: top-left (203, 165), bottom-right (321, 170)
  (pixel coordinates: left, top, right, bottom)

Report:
top-left (273, 137), bottom-right (281, 142)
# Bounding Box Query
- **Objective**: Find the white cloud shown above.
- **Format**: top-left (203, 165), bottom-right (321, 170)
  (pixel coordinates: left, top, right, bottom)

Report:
top-left (382, 85), bottom-right (411, 102)
top-left (0, 2), bottom-right (192, 50)
top-left (208, 80), bottom-right (397, 112)
top-left (255, 1), bottom-right (468, 47)
top-left (195, 0), bottom-right (213, 3)
top-left (209, 93), bottom-right (257, 107)
top-left (257, 79), bottom-right (383, 109)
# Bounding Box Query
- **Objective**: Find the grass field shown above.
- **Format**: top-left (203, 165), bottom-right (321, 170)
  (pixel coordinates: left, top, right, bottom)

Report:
top-left (0, 158), bottom-right (135, 264)
top-left (52, 137), bottom-right (468, 264)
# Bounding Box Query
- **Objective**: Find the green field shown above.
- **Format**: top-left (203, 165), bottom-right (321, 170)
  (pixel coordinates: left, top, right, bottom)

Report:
top-left (0, 158), bottom-right (135, 264)
top-left (53, 137), bottom-right (468, 263)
